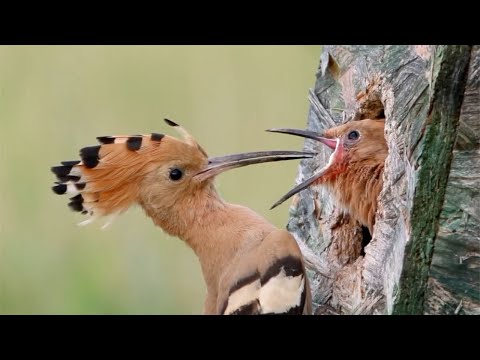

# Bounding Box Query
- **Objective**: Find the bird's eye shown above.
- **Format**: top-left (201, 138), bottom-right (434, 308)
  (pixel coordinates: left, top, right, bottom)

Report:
top-left (169, 168), bottom-right (183, 181)
top-left (347, 130), bottom-right (360, 141)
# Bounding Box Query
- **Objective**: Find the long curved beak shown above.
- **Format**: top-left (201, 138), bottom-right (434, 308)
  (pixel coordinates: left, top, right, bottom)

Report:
top-left (266, 127), bottom-right (342, 209)
top-left (269, 167), bottom-right (331, 210)
top-left (194, 150), bottom-right (316, 182)
top-left (266, 128), bottom-right (337, 150)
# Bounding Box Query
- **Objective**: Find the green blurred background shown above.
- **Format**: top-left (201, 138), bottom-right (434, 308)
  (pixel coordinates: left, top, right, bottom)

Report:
top-left (0, 45), bottom-right (320, 314)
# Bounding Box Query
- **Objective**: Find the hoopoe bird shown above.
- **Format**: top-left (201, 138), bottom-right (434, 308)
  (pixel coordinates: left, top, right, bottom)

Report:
top-left (268, 119), bottom-right (387, 234)
top-left (51, 119), bottom-right (314, 315)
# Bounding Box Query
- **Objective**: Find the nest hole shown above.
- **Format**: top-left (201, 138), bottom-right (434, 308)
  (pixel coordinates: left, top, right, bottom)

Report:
top-left (360, 225), bottom-right (372, 256)
top-left (355, 79), bottom-right (385, 121)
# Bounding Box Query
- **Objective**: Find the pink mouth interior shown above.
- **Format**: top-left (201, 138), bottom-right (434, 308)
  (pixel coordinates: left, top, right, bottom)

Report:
top-left (318, 138), bottom-right (343, 176)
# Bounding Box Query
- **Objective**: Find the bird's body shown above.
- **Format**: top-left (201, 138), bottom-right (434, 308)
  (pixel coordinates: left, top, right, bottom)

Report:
top-left (51, 119), bottom-right (312, 315)
top-left (141, 180), bottom-right (311, 314)
top-left (269, 119), bottom-right (387, 234)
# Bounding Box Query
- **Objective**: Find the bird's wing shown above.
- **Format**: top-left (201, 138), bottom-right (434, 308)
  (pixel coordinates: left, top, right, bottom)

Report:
top-left (50, 133), bottom-right (169, 224)
top-left (218, 229), bottom-right (312, 315)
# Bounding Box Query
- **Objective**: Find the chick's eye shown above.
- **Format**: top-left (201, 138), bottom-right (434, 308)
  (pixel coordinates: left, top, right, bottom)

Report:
top-left (169, 168), bottom-right (183, 181)
top-left (348, 130), bottom-right (360, 141)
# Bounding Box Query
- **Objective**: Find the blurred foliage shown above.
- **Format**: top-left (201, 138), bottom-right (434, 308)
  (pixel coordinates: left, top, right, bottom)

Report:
top-left (0, 45), bottom-right (320, 314)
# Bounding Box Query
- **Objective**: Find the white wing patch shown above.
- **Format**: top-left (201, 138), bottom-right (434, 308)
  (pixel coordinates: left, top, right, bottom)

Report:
top-left (259, 269), bottom-right (304, 314)
top-left (224, 280), bottom-right (261, 315)
top-left (223, 256), bottom-right (306, 315)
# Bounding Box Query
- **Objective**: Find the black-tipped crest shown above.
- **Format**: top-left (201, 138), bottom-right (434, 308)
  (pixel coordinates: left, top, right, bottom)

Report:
top-left (61, 160), bottom-right (80, 167)
top-left (52, 184), bottom-right (67, 195)
top-left (55, 175), bottom-right (80, 183)
top-left (96, 136), bottom-right (115, 145)
top-left (70, 194), bottom-right (84, 202)
top-left (69, 175), bottom-right (81, 182)
top-left (79, 145), bottom-right (101, 168)
top-left (51, 165), bottom-right (73, 177)
top-left (151, 133), bottom-right (165, 142)
top-left (126, 136), bottom-right (142, 151)
top-left (68, 194), bottom-right (84, 212)
top-left (164, 118), bottom-right (179, 127)
top-left (75, 183), bottom-right (86, 191)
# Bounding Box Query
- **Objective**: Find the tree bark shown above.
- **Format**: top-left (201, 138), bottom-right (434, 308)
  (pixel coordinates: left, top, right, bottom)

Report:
top-left (288, 45), bottom-right (478, 315)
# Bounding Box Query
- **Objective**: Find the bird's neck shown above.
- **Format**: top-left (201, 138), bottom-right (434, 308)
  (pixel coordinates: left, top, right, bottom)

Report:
top-left (326, 159), bottom-right (384, 232)
top-left (141, 184), bottom-right (275, 293)
top-left (145, 183), bottom-right (227, 239)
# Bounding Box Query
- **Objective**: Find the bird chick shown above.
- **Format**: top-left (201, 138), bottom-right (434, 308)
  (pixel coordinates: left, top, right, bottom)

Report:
top-left (51, 119), bottom-right (314, 315)
top-left (268, 119), bottom-right (387, 233)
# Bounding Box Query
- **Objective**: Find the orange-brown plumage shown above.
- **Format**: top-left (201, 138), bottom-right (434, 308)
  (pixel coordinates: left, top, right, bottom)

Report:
top-left (269, 119), bottom-right (387, 233)
top-left (51, 119), bottom-right (313, 315)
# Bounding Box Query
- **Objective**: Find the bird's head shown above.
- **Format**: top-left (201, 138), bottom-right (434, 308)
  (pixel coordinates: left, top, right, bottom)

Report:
top-left (267, 119), bottom-right (387, 209)
top-left (137, 119), bottom-right (316, 210)
top-left (51, 118), bottom-right (314, 228)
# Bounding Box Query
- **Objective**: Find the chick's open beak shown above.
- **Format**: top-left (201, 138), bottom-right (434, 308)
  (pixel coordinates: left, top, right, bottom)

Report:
top-left (266, 127), bottom-right (343, 209)
top-left (194, 150), bottom-right (316, 182)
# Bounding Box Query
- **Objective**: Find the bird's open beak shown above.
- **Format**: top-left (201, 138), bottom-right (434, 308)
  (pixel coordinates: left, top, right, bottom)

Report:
top-left (194, 150), bottom-right (316, 182)
top-left (266, 128), bottom-right (343, 209)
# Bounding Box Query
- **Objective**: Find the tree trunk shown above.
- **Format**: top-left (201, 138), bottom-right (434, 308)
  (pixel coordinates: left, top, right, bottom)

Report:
top-left (288, 45), bottom-right (479, 315)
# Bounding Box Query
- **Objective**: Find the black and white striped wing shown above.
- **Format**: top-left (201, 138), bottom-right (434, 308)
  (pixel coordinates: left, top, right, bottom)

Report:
top-left (219, 230), bottom-right (311, 315)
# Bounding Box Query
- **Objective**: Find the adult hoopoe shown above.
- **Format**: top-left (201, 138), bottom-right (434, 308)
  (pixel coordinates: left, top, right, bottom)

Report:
top-left (268, 119), bottom-right (387, 234)
top-left (51, 119), bottom-right (314, 315)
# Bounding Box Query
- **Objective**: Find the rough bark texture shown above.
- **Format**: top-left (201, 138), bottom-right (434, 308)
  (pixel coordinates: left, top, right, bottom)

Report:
top-left (288, 45), bottom-right (478, 315)
top-left (425, 46), bottom-right (480, 315)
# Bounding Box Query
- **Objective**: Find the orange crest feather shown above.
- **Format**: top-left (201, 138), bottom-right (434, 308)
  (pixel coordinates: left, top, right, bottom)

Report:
top-left (51, 132), bottom-right (175, 225)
